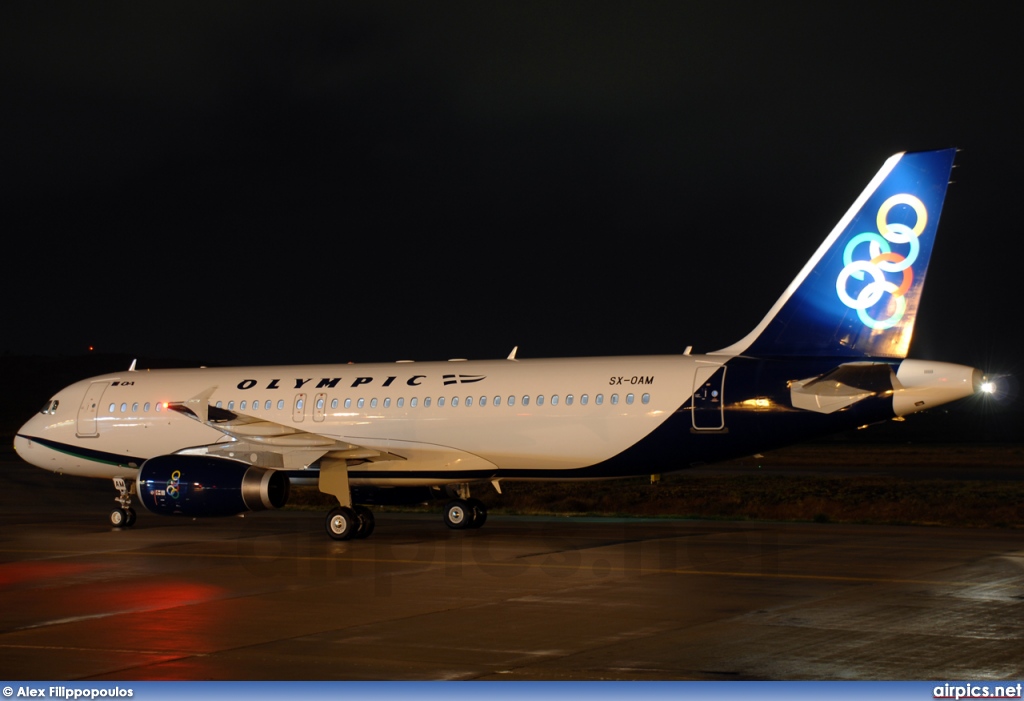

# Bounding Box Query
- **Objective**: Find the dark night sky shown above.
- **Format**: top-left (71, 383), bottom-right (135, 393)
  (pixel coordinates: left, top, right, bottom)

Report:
top-left (2, 3), bottom-right (1022, 384)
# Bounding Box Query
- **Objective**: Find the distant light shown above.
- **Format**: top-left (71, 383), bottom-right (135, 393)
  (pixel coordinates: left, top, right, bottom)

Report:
top-left (981, 381), bottom-right (996, 394)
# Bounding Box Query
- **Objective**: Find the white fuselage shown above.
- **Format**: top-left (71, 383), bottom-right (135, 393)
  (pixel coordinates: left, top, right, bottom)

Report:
top-left (14, 355), bottom-right (721, 484)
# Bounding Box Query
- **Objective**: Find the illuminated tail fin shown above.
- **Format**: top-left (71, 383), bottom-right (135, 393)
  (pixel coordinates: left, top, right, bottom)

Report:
top-left (715, 148), bottom-right (957, 359)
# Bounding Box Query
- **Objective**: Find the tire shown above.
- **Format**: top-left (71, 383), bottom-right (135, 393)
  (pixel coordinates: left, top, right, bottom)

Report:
top-left (467, 498), bottom-right (487, 529)
top-left (443, 499), bottom-right (472, 529)
top-left (354, 505), bottom-right (375, 539)
top-left (325, 506), bottom-right (358, 540)
top-left (110, 508), bottom-right (127, 527)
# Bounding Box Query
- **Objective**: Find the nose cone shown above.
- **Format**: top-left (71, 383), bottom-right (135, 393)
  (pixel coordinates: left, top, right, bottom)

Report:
top-left (13, 432), bottom-right (45, 470)
top-left (14, 407), bottom-right (68, 472)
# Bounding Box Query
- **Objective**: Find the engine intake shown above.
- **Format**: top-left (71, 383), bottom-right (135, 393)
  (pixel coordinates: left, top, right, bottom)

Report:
top-left (137, 455), bottom-right (290, 517)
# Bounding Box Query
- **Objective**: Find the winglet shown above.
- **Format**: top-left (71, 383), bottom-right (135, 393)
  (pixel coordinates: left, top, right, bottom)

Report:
top-left (167, 386), bottom-right (217, 423)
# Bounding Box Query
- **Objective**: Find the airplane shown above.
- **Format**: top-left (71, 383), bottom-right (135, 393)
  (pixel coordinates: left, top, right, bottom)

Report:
top-left (14, 147), bottom-right (994, 540)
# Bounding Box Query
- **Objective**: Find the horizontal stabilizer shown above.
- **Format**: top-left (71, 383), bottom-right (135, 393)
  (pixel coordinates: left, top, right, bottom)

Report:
top-left (790, 362), bottom-right (900, 414)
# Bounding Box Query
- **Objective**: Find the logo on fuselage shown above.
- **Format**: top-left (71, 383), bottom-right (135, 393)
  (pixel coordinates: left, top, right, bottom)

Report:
top-left (835, 193), bottom-right (927, 330)
top-left (234, 373), bottom-right (487, 391)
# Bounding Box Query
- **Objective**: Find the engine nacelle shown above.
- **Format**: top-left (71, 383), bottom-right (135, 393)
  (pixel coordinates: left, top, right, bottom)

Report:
top-left (137, 455), bottom-right (290, 517)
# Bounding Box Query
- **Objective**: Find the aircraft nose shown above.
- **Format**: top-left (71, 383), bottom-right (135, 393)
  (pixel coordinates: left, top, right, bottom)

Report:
top-left (13, 433), bottom-right (37, 465)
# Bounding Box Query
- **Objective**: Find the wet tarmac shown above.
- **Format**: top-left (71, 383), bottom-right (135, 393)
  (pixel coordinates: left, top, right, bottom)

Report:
top-left (1, 455), bottom-right (1022, 681)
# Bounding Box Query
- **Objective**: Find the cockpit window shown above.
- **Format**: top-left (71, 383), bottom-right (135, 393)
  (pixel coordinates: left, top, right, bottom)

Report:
top-left (39, 399), bottom-right (59, 415)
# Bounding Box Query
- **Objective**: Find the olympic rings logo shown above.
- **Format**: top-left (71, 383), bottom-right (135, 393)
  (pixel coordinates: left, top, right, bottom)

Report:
top-left (166, 470), bottom-right (182, 500)
top-left (835, 193), bottom-right (927, 330)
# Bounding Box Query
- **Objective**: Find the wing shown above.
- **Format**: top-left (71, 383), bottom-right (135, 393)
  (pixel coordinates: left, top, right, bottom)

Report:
top-left (166, 386), bottom-right (402, 470)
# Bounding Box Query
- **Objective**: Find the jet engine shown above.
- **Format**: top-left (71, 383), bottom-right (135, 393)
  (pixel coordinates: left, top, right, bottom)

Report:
top-left (137, 454), bottom-right (290, 517)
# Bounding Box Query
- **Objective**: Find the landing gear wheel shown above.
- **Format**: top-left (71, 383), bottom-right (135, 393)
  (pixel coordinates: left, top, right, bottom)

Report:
top-left (326, 506), bottom-right (358, 541)
top-left (443, 499), bottom-right (473, 530)
top-left (111, 477), bottom-right (137, 528)
top-left (353, 505), bottom-right (376, 539)
top-left (467, 498), bottom-right (487, 529)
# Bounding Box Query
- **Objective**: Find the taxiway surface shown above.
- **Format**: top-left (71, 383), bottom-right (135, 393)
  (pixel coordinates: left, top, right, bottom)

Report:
top-left (1, 455), bottom-right (1022, 681)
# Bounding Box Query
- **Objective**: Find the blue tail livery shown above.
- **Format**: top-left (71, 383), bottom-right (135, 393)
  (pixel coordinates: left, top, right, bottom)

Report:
top-left (717, 148), bottom-right (957, 359)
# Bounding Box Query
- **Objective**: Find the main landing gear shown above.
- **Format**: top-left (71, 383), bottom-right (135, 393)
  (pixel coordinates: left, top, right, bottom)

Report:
top-left (323, 496), bottom-right (489, 540)
top-left (320, 459), bottom-right (377, 541)
top-left (442, 483), bottom-right (488, 530)
top-left (325, 505), bottom-right (375, 541)
top-left (319, 464), bottom-right (490, 541)
top-left (443, 497), bottom-right (488, 530)
top-left (110, 477), bottom-right (137, 528)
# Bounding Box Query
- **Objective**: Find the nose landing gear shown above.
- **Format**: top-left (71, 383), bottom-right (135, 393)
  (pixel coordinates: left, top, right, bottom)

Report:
top-left (111, 477), bottom-right (137, 528)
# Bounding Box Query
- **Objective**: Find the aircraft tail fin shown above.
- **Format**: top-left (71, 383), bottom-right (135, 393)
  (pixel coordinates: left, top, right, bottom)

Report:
top-left (714, 148), bottom-right (957, 359)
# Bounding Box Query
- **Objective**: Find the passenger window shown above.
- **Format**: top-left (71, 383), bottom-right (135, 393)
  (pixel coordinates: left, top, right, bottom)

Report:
top-left (438, 397), bottom-right (445, 407)
top-left (480, 396), bottom-right (487, 407)
top-left (566, 394), bottom-right (573, 405)
top-left (626, 393), bottom-right (634, 405)
top-left (370, 398), bottom-right (378, 408)
top-left (507, 396), bottom-right (515, 406)
top-left (345, 398), bottom-right (352, 409)
top-left (331, 398), bottom-right (338, 409)
top-left (215, 401), bottom-right (222, 409)
top-left (411, 397), bottom-right (418, 407)
top-left (383, 398), bottom-right (391, 408)
top-left (522, 395), bottom-right (530, 406)
top-left (465, 396), bottom-right (473, 407)
top-left (580, 394), bottom-right (588, 405)
top-left (357, 398), bottom-right (365, 408)
top-left (642, 393), bottom-right (650, 404)
top-left (494, 396), bottom-right (501, 407)
top-left (240, 401), bottom-right (247, 410)
top-left (451, 397), bottom-right (458, 407)
top-left (133, 402), bottom-right (139, 412)
top-left (424, 397), bottom-right (431, 407)
top-left (121, 403), bottom-right (127, 412)
top-left (156, 403), bottom-right (162, 412)
top-left (144, 402), bottom-right (150, 412)
top-left (397, 397), bottom-right (405, 408)
top-left (277, 399), bottom-right (285, 410)
top-left (317, 397), bottom-right (325, 410)
top-left (551, 395), bottom-right (559, 406)
top-left (536, 395), bottom-right (544, 406)
top-left (611, 394), bottom-right (618, 405)
top-left (596, 394), bottom-right (604, 405)
top-left (109, 403), bottom-right (116, 412)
